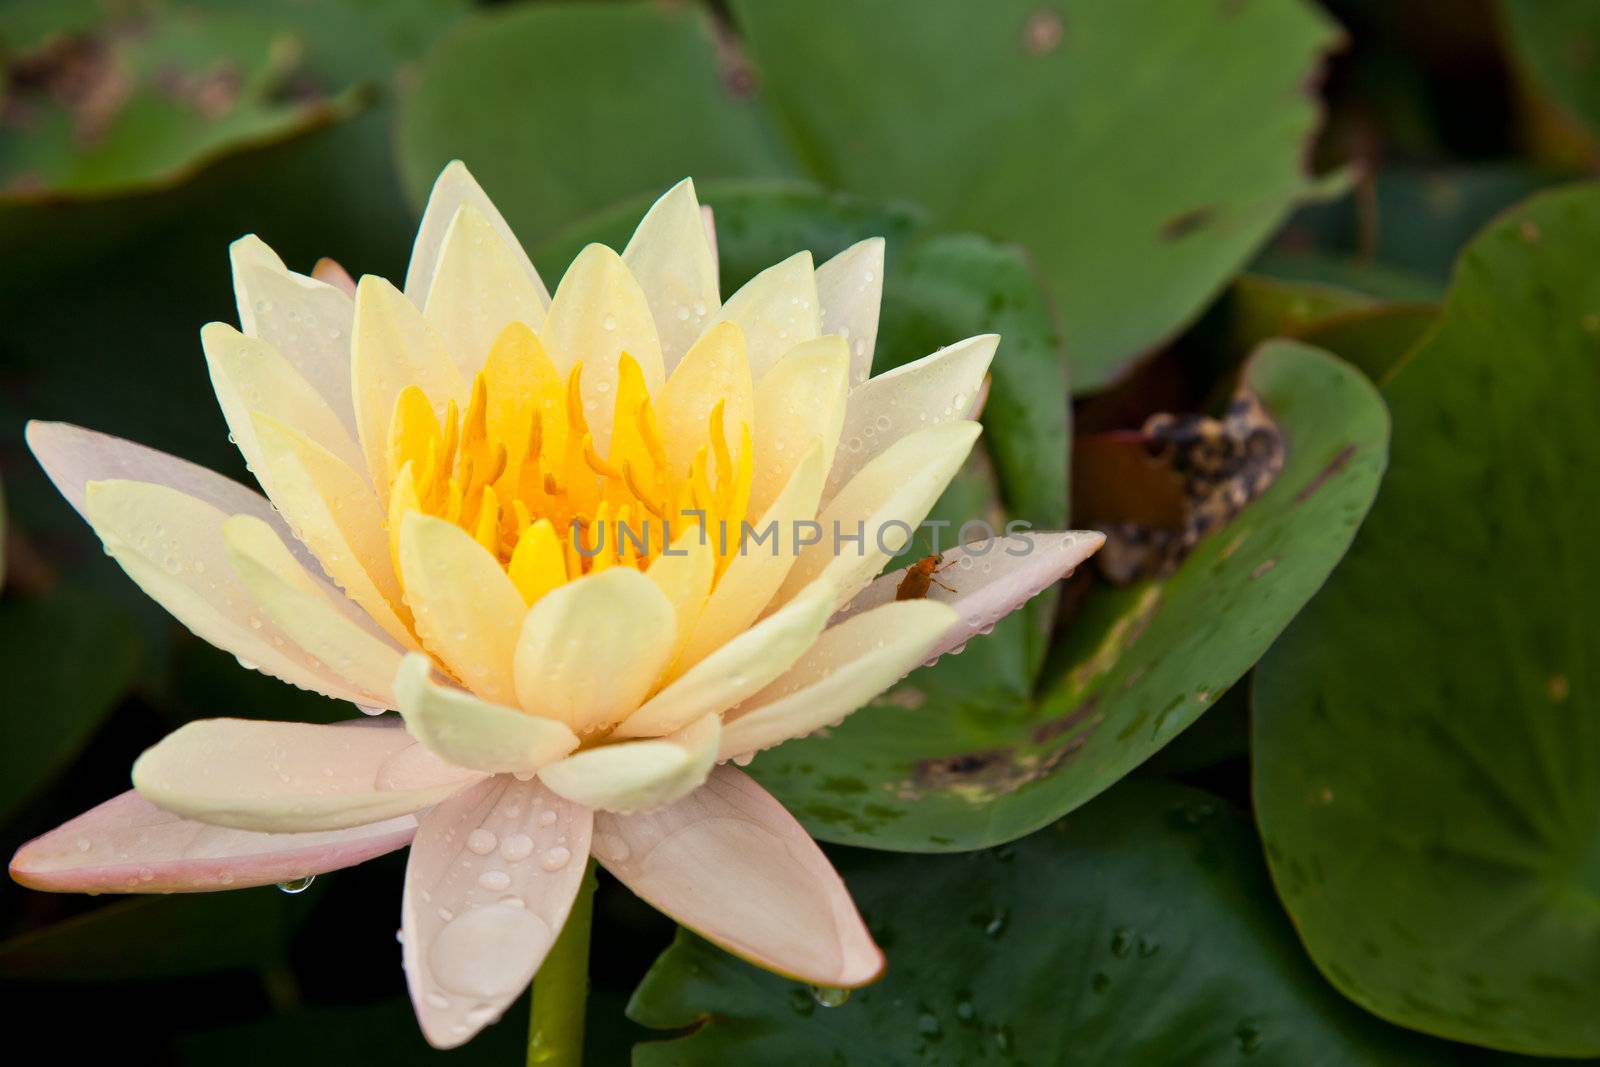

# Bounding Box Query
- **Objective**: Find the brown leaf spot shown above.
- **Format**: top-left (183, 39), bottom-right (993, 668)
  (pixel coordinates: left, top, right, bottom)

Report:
top-left (1295, 443), bottom-right (1356, 503)
top-left (1162, 207), bottom-right (1215, 241)
top-left (1022, 9), bottom-right (1064, 55)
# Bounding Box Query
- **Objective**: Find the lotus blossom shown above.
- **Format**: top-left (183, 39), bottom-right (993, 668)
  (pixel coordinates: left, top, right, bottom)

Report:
top-left (8, 163), bottom-right (1104, 1048)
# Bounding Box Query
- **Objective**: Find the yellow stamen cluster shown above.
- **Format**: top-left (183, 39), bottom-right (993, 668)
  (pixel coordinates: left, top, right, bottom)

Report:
top-left (385, 322), bottom-right (752, 606)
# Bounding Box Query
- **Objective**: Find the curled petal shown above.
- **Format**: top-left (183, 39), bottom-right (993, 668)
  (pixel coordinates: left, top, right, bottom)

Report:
top-left (720, 599), bottom-right (957, 760)
top-left (395, 654), bottom-right (578, 776)
top-left (594, 767), bottom-right (882, 986)
top-left (402, 776), bottom-right (590, 1049)
top-left (10, 791), bottom-right (415, 894)
top-left (132, 719), bottom-right (483, 833)
top-left (538, 713), bottom-right (720, 813)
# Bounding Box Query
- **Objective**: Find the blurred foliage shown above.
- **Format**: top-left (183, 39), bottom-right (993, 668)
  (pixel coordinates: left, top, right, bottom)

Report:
top-left (0, 0), bottom-right (1599, 1063)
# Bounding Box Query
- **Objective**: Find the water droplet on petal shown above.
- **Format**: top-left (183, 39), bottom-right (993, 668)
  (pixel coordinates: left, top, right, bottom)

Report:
top-left (277, 875), bottom-right (315, 894)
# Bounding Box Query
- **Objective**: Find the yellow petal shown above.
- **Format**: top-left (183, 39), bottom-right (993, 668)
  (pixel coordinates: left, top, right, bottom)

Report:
top-left (540, 244), bottom-right (664, 451)
top-left (222, 514), bottom-right (405, 706)
top-left (676, 441), bottom-right (825, 671)
top-left (709, 251), bottom-right (819, 380)
top-left (425, 203), bottom-right (548, 375)
top-left (623, 179), bottom-right (720, 370)
top-left (405, 160), bottom-right (550, 308)
top-left (394, 654), bottom-right (578, 775)
top-left (398, 512), bottom-right (526, 706)
top-left (352, 275), bottom-right (467, 503)
top-left (748, 334), bottom-right (849, 518)
top-left (776, 421), bottom-right (980, 613)
top-left (83, 480), bottom-right (371, 702)
top-left (507, 518), bottom-right (567, 606)
top-left (656, 321), bottom-right (753, 486)
top-left (253, 414), bottom-right (417, 647)
top-left (614, 576), bottom-right (835, 739)
top-left (538, 713), bottom-right (719, 813)
top-left (512, 568), bottom-right (676, 733)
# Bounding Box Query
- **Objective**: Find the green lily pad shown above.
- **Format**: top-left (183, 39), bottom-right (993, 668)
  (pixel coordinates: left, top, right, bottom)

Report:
top-left (728, 0), bottom-right (1341, 392)
top-left (0, 586), bottom-right (143, 819)
top-left (1297, 303), bottom-right (1437, 385)
top-left (1252, 185), bottom-right (1600, 1055)
top-left (0, 6), bottom-right (349, 199)
top-left (752, 340), bottom-right (1387, 850)
top-left (628, 780), bottom-right (1452, 1066)
top-left (398, 1), bottom-right (798, 240)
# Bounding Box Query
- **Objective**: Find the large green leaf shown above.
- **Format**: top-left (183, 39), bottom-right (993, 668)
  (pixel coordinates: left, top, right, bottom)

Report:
top-left (629, 781), bottom-right (1451, 1066)
top-left (752, 340), bottom-right (1387, 850)
top-left (729, 0), bottom-right (1339, 392)
top-left (1252, 185), bottom-right (1600, 1055)
top-left (0, 887), bottom-right (297, 981)
top-left (0, 587), bottom-right (143, 819)
top-left (398, 1), bottom-right (797, 241)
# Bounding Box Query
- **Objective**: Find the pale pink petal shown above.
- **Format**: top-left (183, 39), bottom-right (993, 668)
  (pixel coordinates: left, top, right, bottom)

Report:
top-left (10, 790), bottom-right (415, 894)
top-left (132, 718), bottom-right (484, 832)
top-left (594, 767), bottom-right (882, 987)
top-left (832, 530), bottom-right (1106, 663)
top-left (402, 776), bottom-right (592, 1049)
top-left (312, 257), bottom-right (358, 296)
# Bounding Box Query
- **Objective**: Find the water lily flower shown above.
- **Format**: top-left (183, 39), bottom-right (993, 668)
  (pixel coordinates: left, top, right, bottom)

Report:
top-left (9, 163), bottom-right (1104, 1049)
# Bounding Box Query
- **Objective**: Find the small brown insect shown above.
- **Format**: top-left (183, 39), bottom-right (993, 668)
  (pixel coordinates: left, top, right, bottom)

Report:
top-left (896, 552), bottom-right (958, 600)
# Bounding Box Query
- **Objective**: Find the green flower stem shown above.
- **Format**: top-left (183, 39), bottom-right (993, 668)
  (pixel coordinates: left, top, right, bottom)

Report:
top-left (527, 859), bottom-right (597, 1067)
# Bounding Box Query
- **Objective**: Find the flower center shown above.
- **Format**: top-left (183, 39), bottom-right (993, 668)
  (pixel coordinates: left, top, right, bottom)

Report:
top-left (385, 322), bottom-right (751, 605)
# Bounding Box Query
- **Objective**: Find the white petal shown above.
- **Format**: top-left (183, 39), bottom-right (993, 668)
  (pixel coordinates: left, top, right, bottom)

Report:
top-left (405, 160), bottom-right (550, 309)
top-left (616, 577), bottom-right (836, 738)
top-left (202, 321), bottom-right (367, 480)
top-left (824, 334), bottom-right (997, 504)
top-left (776, 421), bottom-right (981, 613)
top-left (623, 179), bottom-right (720, 371)
top-left (833, 531), bottom-right (1106, 664)
top-left (395, 654), bottom-right (578, 776)
top-left (709, 251), bottom-right (819, 380)
top-left (816, 238), bottom-right (885, 387)
top-left (230, 235), bottom-right (358, 435)
top-left (132, 719), bottom-right (484, 832)
top-left (425, 203), bottom-right (548, 375)
top-left (538, 713), bottom-right (719, 813)
top-left (402, 776), bottom-right (589, 1049)
top-left (720, 599), bottom-right (957, 760)
top-left (594, 767), bottom-right (881, 985)
top-left (10, 790), bottom-right (416, 894)
top-left (513, 568), bottom-right (677, 733)
top-left (83, 479), bottom-right (372, 703)
top-left (222, 514), bottom-right (406, 706)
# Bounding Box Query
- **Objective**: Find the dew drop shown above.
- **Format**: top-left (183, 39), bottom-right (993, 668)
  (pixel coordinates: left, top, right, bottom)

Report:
top-left (431, 906), bottom-right (552, 997)
top-left (540, 846), bottom-right (571, 872)
top-left (467, 829), bottom-right (498, 855)
top-left (277, 875), bottom-right (315, 894)
top-left (501, 833), bottom-right (534, 862)
top-left (810, 985), bottom-right (851, 1007)
top-left (478, 870), bottom-right (512, 892)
